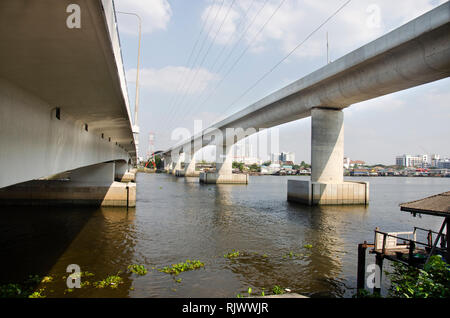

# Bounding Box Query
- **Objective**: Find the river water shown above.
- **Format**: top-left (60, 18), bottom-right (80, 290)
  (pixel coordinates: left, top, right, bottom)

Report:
top-left (0, 174), bottom-right (448, 298)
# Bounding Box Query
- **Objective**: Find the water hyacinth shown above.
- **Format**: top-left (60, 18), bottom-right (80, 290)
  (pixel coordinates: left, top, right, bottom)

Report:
top-left (158, 260), bottom-right (204, 275)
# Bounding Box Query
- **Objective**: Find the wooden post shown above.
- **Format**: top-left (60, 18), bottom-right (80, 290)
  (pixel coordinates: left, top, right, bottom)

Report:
top-left (409, 241), bottom-right (416, 266)
top-left (357, 242), bottom-right (367, 291)
top-left (427, 231), bottom-right (433, 247)
top-left (374, 254), bottom-right (383, 295)
top-left (446, 217), bottom-right (449, 263)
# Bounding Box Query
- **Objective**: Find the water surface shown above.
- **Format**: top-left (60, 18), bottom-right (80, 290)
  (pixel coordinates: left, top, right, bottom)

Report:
top-left (0, 174), bottom-right (448, 297)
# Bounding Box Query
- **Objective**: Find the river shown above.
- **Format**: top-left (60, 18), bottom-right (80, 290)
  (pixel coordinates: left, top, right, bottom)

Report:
top-left (0, 174), bottom-right (448, 297)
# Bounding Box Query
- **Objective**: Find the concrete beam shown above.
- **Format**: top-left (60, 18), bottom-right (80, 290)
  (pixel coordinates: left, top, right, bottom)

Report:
top-left (162, 3), bottom-right (450, 157)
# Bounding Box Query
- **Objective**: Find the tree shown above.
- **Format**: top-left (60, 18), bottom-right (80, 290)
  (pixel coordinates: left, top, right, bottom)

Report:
top-left (262, 161), bottom-right (271, 166)
top-left (300, 161), bottom-right (310, 168)
top-left (388, 255), bottom-right (450, 298)
top-left (232, 161), bottom-right (244, 172)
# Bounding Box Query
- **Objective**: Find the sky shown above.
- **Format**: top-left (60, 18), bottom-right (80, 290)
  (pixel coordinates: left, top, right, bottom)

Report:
top-left (115, 0), bottom-right (449, 165)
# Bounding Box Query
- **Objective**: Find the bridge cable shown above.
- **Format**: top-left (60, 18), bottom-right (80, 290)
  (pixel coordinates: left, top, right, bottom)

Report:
top-left (214, 0), bottom-right (352, 124)
top-left (179, 0), bottom-right (285, 125)
top-left (178, 0), bottom-right (258, 123)
top-left (171, 0), bottom-right (238, 125)
top-left (164, 0), bottom-right (227, 125)
top-left (162, 3), bottom-right (215, 122)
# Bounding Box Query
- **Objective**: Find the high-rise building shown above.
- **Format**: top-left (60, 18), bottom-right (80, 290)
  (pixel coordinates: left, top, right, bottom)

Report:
top-left (431, 154), bottom-right (441, 167)
top-left (396, 154), bottom-right (431, 168)
top-left (271, 152), bottom-right (281, 163)
top-left (280, 152), bottom-right (295, 163)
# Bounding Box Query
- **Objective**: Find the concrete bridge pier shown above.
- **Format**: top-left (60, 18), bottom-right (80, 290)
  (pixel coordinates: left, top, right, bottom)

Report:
top-left (177, 142), bottom-right (200, 177)
top-left (172, 153), bottom-right (182, 176)
top-left (115, 160), bottom-right (135, 182)
top-left (0, 162), bottom-right (136, 207)
top-left (200, 144), bottom-right (248, 184)
top-left (165, 156), bottom-right (173, 173)
top-left (288, 108), bottom-right (368, 205)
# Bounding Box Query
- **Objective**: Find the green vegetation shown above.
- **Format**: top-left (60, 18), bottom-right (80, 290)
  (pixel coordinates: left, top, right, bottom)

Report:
top-left (388, 255), bottom-right (450, 298)
top-left (40, 276), bottom-right (53, 283)
top-left (303, 244), bottom-right (313, 249)
top-left (272, 285), bottom-right (284, 295)
top-left (29, 288), bottom-right (46, 298)
top-left (158, 260), bottom-right (205, 276)
top-left (232, 161), bottom-right (245, 172)
top-left (93, 275), bottom-right (123, 289)
top-left (0, 275), bottom-right (49, 298)
top-left (283, 251), bottom-right (303, 259)
top-left (128, 264), bottom-right (148, 276)
top-left (224, 250), bottom-right (240, 259)
top-left (249, 164), bottom-right (260, 172)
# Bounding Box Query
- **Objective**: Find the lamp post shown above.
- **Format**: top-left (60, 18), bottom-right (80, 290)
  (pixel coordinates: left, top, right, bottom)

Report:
top-left (117, 11), bottom-right (142, 160)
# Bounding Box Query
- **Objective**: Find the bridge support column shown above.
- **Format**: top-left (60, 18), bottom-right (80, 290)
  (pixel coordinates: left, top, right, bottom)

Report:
top-left (172, 154), bottom-right (182, 176)
top-left (115, 161), bottom-right (135, 182)
top-left (166, 157), bottom-right (173, 173)
top-left (184, 142), bottom-right (200, 177)
top-left (288, 108), bottom-right (368, 205)
top-left (0, 162), bottom-right (136, 207)
top-left (200, 145), bottom-right (248, 184)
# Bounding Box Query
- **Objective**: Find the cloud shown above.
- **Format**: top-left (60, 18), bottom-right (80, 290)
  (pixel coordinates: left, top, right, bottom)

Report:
top-left (126, 66), bottom-right (219, 95)
top-left (202, 0), bottom-right (447, 59)
top-left (115, 0), bottom-right (172, 34)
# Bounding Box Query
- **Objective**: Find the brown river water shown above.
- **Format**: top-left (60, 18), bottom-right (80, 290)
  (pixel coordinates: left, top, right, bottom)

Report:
top-left (0, 174), bottom-right (448, 297)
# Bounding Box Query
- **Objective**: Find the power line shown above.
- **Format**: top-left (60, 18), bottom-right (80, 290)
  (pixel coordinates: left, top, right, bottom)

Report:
top-left (180, 0), bottom-right (258, 119)
top-left (175, 0), bottom-right (274, 126)
top-left (173, 0), bottom-right (237, 119)
top-left (162, 4), bottom-right (215, 122)
top-left (218, 0), bottom-right (352, 121)
top-left (164, 0), bottom-right (227, 125)
top-left (185, 0), bottom-right (285, 122)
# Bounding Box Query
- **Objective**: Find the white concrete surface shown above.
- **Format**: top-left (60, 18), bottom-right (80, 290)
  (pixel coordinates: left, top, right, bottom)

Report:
top-left (288, 180), bottom-right (369, 205)
top-left (311, 108), bottom-right (344, 184)
top-left (0, 0), bottom-right (136, 188)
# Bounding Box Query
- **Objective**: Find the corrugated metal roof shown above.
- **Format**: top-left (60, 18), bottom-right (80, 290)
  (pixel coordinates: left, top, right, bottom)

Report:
top-left (400, 191), bottom-right (450, 217)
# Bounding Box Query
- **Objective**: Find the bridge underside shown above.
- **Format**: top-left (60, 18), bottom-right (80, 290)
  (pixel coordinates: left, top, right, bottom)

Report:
top-left (0, 0), bottom-right (136, 190)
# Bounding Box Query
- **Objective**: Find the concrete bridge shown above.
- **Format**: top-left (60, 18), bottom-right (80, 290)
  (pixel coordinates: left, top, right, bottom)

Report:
top-left (0, 0), bottom-right (137, 206)
top-left (161, 2), bottom-right (450, 206)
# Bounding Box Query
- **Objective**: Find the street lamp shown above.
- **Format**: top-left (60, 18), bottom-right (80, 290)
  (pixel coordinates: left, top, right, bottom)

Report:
top-left (117, 11), bottom-right (142, 159)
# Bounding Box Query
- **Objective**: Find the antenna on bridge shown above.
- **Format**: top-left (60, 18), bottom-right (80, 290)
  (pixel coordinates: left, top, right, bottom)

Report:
top-left (326, 31), bottom-right (330, 64)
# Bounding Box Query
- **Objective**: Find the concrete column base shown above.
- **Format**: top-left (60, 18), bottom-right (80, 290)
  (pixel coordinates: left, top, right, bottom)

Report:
top-left (199, 172), bottom-right (248, 184)
top-left (287, 180), bottom-right (369, 205)
top-left (0, 180), bottom-right (136, 207)
top-left (175, 170), bottom-right (200, 177)
top-left (117, 171), bottom-right (136, 182)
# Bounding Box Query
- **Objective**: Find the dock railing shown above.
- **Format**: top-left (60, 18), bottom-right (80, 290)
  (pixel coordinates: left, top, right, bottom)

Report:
top-left (373, 228), bottom-right (447, 264)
